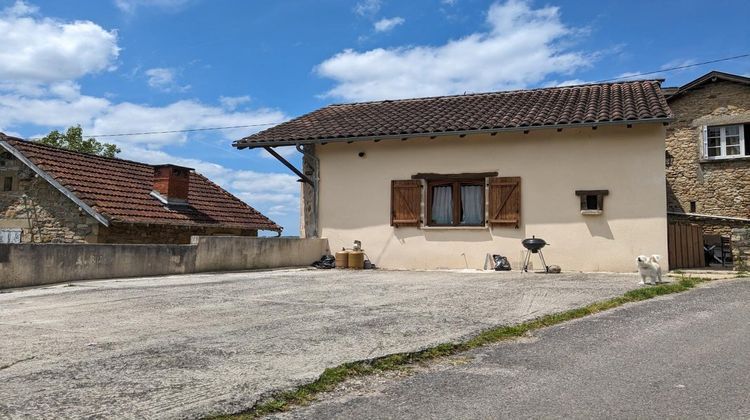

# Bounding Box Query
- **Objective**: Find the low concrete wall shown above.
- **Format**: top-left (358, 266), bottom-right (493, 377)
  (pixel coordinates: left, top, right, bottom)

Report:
top-left (0, 236), bottom-right (329, 289)
top-left (191, 236), bottom-right (328, 272)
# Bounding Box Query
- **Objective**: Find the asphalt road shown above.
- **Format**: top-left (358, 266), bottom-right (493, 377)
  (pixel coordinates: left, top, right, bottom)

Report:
top-left (0, 269), bottom-right (640, 419)
top-left (277, 279), bottom-right (750, 419)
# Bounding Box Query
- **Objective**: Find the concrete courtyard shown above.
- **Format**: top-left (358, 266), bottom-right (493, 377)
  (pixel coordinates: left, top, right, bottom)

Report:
top-left (0, 268), bottom-right (643, 419)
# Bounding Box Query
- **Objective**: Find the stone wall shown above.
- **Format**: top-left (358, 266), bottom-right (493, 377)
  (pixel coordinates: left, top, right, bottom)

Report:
top-left (665, 80), bottom-right (750, 226)
top-left (731, 228), bottom-right (750, 272)
top-left (668, 213), bottom-right (749, 237)
top-left (0, 159), bottom-right (99, 243)
top-left (97, 223), bottom-right (257, 244)
top-left (300, 144), bottom-right (317, 238)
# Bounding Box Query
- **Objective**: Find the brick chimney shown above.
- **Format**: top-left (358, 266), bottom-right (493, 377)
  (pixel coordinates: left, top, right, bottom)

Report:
top-left (152, 164), bottom-right (192, 204)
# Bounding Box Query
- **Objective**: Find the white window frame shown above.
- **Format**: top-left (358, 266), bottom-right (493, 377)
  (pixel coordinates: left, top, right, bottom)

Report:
top-left (702, 124), bottom-right (746, 159)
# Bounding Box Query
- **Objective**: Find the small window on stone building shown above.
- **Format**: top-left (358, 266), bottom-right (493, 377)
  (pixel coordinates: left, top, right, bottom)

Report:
top-left (703, 124), bottom-right (749, 159)
top-left (575, 190), bottom-right (609, 215)
top-left (2, 177), bottom-right (12, 192)
top-left (689, 201), bottom-right (697, 213)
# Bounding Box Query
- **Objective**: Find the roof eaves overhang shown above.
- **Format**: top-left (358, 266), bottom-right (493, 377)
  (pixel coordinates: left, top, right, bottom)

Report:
top-left (108, 218), bottom-right (283, 233)
top-left (0, 139), bottom-right (111, 227)
top-left (233, 117), bottom-right (674, 149)
top-left (666, 71), bottom-right (750, 102)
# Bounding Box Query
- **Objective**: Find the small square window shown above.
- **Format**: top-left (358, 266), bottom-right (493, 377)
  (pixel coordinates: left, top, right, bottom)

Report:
top-left (2, 177), bottom-right (12, 192)
top-left (575, 190), bottom-right (609, 215)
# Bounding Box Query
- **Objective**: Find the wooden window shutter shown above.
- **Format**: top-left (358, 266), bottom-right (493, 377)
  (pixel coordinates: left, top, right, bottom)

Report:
top-left (488, 176), bottom-right (521, 228)
top-left (391, 180), bottom-right (422, 227)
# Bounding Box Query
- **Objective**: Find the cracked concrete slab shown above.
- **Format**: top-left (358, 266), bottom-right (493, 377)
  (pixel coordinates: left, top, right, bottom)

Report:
top-left (0, 268), bottom-right (641, 419)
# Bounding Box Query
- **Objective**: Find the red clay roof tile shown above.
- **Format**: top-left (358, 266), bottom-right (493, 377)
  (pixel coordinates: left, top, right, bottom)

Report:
top-left (235, 80), bottom-right (672, 148)
top-left (1, 136), bottom-right (281, 232)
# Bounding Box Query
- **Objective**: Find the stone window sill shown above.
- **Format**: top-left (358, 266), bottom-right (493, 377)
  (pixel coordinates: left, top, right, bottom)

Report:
top-left (581, 210), bottom-right (603, 215)
top-left (421, 225), bottom-right (489, 230)
top-left (700, 156), bottom-right (750, 164)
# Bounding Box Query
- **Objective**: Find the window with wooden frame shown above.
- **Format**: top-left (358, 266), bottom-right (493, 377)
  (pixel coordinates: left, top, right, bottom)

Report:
top-left (426, 179), bottom-right (485, 226)
top-left (703, 124), bottom-right (750, 159)
top-left (390, 174), bottom-right (521, 229)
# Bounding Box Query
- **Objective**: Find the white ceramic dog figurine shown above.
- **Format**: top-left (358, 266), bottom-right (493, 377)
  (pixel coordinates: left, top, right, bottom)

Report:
top-left (636, 255), bottom-right (662, 285)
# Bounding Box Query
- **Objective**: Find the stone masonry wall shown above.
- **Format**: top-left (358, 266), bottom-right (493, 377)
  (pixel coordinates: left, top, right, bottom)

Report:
top-left (300, 144), bottom-right (317, 238)
top-left (665, 80), bottom-right (750, 226)
top-left (732, 228), bottom-right (750, 272)
top-left (0, 160), bottom-right (99, 243)
top-left (665, 80), bottom-right (750, 240)
top-left (97, 223), bottom-right (257, 244)
top-left (668, 213), bottom-right (748, 238)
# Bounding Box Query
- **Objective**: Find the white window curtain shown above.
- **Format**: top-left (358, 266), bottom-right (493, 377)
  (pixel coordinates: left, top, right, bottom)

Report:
top-left (431, 185), bottom-right (452, 224)
top-left (460, 185), bottom-right (483, 225)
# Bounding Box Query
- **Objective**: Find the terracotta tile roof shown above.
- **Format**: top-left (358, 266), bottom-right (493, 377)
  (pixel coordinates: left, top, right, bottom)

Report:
top-left (235, 80), bottom-right (672, 148)
top-left (1, 136), bottom-right (281, 232)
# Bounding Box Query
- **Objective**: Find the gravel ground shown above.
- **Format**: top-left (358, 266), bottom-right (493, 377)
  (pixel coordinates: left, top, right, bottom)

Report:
top-left (0, 268), bottom-right (642, 419)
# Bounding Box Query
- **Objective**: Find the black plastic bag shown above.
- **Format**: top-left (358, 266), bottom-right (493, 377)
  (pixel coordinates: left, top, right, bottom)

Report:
top-left (312, 255), bottom-right (336, 269)
top-left (492, 255), bottom-right (511, 271)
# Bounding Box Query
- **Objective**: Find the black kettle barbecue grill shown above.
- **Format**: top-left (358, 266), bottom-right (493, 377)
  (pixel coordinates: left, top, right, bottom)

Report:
top-left (521, 236), bottom-right (549, 273)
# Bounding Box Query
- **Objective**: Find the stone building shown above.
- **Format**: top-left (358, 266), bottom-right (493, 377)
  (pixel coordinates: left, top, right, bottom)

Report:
top-left (0, 134), bottom-right (281, 244)
top-left (663, 71), bottom-right (750, 238)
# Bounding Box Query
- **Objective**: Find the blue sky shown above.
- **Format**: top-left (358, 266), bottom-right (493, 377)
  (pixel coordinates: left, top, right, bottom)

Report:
top-left (1, 0), bottom-right (748, 235)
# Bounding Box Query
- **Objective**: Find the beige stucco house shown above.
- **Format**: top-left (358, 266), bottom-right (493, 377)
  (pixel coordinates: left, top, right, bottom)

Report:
top-left (235, 80), bottom-right (673, 272)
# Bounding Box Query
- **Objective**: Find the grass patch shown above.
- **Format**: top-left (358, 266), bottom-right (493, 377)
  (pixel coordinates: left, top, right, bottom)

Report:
top-left (214, 276), bottom-right (710, 419)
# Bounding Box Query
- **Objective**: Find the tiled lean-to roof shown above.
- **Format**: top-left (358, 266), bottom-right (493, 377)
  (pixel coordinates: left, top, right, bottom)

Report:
top-left (0, 136), bottom-right (281, 232)
top-left (235, 80), bottom-right (673, 148)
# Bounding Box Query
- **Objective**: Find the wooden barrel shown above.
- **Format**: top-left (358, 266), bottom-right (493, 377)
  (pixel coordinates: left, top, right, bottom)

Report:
top-left (348, 251), bottom-right (365, 269)
top-left (335, 251), bottom-right (350, 268)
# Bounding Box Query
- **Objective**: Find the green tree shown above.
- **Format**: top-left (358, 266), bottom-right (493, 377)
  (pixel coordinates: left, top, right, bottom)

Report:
top-left (36, 125), bottom-right (121, 158)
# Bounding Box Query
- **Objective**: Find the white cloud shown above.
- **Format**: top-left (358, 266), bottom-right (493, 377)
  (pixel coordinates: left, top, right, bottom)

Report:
top-left (0, 92), bottom-right (110, 128)
top-left (544, 78), bottom-right (589, 87)
top-left (611, 71), bottom-right (645, 81)
top-left (219, 95), bottom-right (251, 110)
top-left (258, 146), bottom-right (299, 160)
top-left (3, 0), bottom-right (37, 16)
top-left (88, 100), bottom-right (286, 147)
top-left (49, 81), bottom-right (82, 100)
top-left (354, 0), bottom-right (381, 16)
top-left (317, 0), bottom-right (591, 101)
top-left (660, 58), bottom-right (696, 71)
top-left (374, 16), bottom-right (404, 32)
top-left (609, 59), bottom-right (698, 85)
top-left (441, 0), bottom-right (458, 5)
top-left (145, 67), bottom-right (190, 92)
top-left (114, 0), bottom-right (192, 14)
top-left (0, 1), bottom-right (298, 227)
top-left (0, 1), bottom-right (119, 84)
